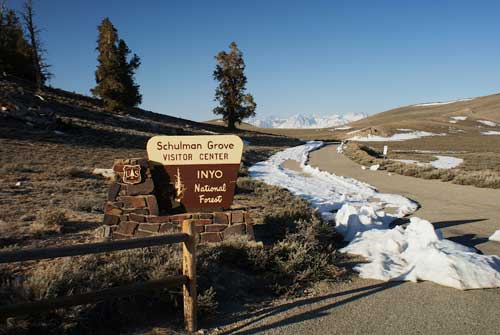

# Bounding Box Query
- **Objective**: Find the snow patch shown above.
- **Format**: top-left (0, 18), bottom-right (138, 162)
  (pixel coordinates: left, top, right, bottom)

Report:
top-left (339, 215), bottom-right (500, 290)
top-left (430, 156), bottom-right (463, 169)
top-left (482, 131), bottom-right (500, 135)
top-left (334, 126), bottom-right (352, 130)
top-left (489, 230), bottom-right (500, 242)
top-left (450, 116), bottom-right (468, 121)
top-left (349, 131), bottom-right (445, 142)
top-left (248, 142), bottom-right (417, 221)
top-left (392, 156), bottom-right (463, 169)
top-left (478, 120), bottom-right (497, 127)
top-left (92, 168), bottom-right (115, 179)
top-left (412, 98), bottom-right (473, 107)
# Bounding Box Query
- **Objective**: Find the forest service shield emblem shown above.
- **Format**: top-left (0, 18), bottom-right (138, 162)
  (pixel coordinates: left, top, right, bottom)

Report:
top-left (122, 165), bottom-right (142, 184)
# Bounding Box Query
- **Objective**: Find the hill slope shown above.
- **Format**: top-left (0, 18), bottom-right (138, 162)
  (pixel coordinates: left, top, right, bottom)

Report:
top-left (336, 94), bottom-right (500, 139)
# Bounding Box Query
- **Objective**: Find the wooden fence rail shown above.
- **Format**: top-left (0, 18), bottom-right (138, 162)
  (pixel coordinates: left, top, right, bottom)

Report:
top-left (0, 220), bottom-right (197, 332)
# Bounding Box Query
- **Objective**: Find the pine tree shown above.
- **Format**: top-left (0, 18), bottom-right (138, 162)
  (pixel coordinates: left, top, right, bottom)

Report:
top-left (0, 4), bottom-right (34, 80)
top-left (22, 0), bottom-right (51, 89)
top-left (213, 42), bottom-right (256, 130)
top-left (91, 18), bottom-right (141, 111)
top-left (117, 39), bottom-right (142, 107)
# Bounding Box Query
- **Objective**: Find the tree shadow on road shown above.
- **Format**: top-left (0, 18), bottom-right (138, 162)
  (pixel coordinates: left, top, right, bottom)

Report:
top-left (217, 281), bottom-right (403, 335)
top-left (448, 234), bottom-right (489, 253)
top-left (433, 218), bottom-right (487, 230)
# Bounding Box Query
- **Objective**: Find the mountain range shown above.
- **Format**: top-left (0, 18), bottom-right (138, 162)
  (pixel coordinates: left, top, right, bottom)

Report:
top-left (246, 113), bottom-right (366, 129)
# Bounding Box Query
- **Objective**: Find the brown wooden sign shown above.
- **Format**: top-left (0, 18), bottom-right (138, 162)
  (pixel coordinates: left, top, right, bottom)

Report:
top-left (147, 135), bottom-right (243, 211)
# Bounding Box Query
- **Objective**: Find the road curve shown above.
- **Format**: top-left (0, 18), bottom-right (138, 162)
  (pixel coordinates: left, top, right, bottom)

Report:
top-left (217, 144), bottom-right (500, 335)
top-left (308, 144), bottom-right (500, 256)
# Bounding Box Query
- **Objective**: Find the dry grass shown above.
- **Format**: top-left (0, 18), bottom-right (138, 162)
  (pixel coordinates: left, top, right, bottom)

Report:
top-left (343, 143), bottom-right (500, 188)
top-left (1, 179), bottom-right (346, 334)
top-left (29, 208), bottom-right (67, 235)
top-left (70, 195), bottom-right (103, 213)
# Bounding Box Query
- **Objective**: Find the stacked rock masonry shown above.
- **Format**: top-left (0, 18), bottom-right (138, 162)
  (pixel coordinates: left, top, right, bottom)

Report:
top-left (101, 158), bottom-right (254, 243)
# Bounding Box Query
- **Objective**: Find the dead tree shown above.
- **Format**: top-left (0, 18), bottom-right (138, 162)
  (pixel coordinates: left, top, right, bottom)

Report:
top-left (22, 0), bottom-right (50, 90)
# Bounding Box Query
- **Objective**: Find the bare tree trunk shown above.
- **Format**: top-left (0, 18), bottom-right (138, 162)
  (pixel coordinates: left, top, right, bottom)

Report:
top-left (22, 0), bottom-right (42, 90)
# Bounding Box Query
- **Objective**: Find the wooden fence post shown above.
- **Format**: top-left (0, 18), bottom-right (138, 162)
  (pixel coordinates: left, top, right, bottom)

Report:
top-left (182, 220), bottom-right (197, 332)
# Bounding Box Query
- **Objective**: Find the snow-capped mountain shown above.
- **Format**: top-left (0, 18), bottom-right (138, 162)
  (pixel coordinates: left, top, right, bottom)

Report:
top-left (246, 113), bottom-right (366, 129)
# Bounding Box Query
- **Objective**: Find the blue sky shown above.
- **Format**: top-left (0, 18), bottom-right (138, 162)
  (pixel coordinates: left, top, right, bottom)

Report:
top-left (8, 0), bottom-right (500, 121)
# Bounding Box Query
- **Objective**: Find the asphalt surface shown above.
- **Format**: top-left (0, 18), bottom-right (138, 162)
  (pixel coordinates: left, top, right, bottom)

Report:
top-left (218, 144), bottom-right (500, 335)
top-left (308, 144), bottom-right (500, 256)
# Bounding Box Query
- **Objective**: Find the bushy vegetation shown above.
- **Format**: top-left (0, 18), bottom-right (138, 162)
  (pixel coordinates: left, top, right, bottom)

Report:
top-left (0, 179), bottom-right (345, 334)
top-left (29, 208), bottom-right (67, 235)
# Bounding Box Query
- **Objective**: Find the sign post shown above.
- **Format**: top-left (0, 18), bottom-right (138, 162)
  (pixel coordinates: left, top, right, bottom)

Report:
top-left (147, 135), bottom-right (244, 212)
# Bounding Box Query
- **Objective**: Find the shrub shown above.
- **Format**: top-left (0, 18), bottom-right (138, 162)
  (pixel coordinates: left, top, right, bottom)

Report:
top-left (0, 163), bottom-right (39, 174)
top-left (58, 167), bottom-right (94, 179)
top-left (452, 170), bottom-right (500, 188)
top-left (71, 196), bottom-right (103, 213)
top-left (197, 287), bottom-right (218, 320)
top-left (29, 208), bottom-right (67, 235)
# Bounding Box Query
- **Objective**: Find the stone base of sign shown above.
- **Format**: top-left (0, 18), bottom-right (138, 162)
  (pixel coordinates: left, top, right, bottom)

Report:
top-left (99, 157), bottom-right (254, 243)
top-left (99, 210), bottom-right (254, 242)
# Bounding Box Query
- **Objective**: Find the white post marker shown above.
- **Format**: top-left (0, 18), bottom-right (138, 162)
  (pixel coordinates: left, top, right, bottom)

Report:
top-left (383, 145), bottom-right (388, 159)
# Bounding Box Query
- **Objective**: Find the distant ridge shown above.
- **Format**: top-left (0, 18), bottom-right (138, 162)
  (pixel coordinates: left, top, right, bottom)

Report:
top-left (246, 113), bottom-right (366, 129)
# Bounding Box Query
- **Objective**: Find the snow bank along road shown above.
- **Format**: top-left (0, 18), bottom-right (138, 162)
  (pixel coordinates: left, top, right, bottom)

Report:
top-left (231, 142), bottom-right (500, 335)
top-left (250, 141), bottom-right (500, 290)
top-left (308, 143), bottom-right (500, 257)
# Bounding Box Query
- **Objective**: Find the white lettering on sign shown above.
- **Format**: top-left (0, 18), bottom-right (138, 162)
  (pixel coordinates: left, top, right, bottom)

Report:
top-left (197, 169), bottom-right (224, 179)
top-left (198, 194), bottom-right (223, 203)
top-left (194, 183), bottom-right (227, 192)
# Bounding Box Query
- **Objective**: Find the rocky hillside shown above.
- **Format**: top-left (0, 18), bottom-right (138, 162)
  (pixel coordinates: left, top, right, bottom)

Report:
top-left (0, 75), bottom-right (297, 149)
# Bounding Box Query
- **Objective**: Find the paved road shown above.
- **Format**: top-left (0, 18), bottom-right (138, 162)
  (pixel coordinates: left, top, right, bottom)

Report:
top-left (218, 144), bottom-right (500, 335)
top-left (308, 144), bottom-right (500, 256)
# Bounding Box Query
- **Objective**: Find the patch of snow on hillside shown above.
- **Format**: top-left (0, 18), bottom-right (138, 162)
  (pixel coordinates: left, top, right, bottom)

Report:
top-left (248, 141), bottom-right (417, 221)
top-left (482, 131), bottom-right (500, 135)
top-left (430, 156), bottom-right (463, 169)
top-left (478, 120), bottom-right (497, 127)
top-left (392, 156), bottom-right (463, 169)
top-left (334, 126), bottom-right (352, 130)
top-left (450, 116), bottom-right (468, 121)
top-left (413, 98), bottom-right (473, 107)
top-left (247, 113), bottom-right (366, 129)
top-left (339, 214), bottom-right (500, 290)
top-left (349, 131), bottom-right (445, 142)
top-left (490, 230), bottom-right (500, 242)
top-left (392, 159), bottom-right (427, 167)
